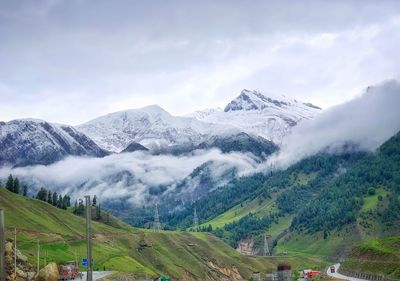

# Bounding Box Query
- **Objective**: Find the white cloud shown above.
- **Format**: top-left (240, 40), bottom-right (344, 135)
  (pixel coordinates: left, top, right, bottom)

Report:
top-left (0, 149), bottom-right (259, 205)
top-left (0, 1), bottom-right (400, 124)
top-left (265, 80), bottom-right (400, 169)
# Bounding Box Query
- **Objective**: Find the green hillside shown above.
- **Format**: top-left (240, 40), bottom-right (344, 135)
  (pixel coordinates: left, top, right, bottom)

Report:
top-left (168, 131), bottom-right (400, 262)
top-left (0, 188), bottom-right (320, 280)
top-left (341, 236), bottom-right (400, 279)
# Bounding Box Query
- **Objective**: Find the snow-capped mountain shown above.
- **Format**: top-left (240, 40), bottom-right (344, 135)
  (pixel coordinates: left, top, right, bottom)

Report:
top-left (191, 89), bottom-right (321, 144)
top-left (0, 119), bottom-right (108, 167)
top-left (77, 105), bottom-right (239, 153)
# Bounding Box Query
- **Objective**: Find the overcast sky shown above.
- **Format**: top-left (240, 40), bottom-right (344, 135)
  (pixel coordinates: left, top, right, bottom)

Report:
top-left (1, 0), bottom-right (400, 125)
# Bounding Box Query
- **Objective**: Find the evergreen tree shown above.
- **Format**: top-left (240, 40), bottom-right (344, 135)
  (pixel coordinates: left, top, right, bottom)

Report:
top-left (6, 174), bottom-right (13, 192)
top-left (13, 177), bottom-right (20, 194)
top-left (96, 204), bottom-right (102, 220)
top-left (47, 191), bottom-right (53, 204)
top-left (57, 195), bottom-right (62, 208)
top-left (22, 185), bottom-right (28, 196)
top-left (92, 195), bottom-right (97, 206)
top-left (73, 200), bottom-right (78, 214)
top-left (62, 195), bottom-right (68, 210)
top-left (52, 192), bottom-right (58, 206)
top-left (78, 199), bottom-right (84, 215)
top-left (36, 187), bottom-right (48, 201)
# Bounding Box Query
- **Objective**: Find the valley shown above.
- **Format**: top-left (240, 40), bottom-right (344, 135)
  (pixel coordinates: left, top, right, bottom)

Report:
top-left (1, 83), bottom-right (400, 280)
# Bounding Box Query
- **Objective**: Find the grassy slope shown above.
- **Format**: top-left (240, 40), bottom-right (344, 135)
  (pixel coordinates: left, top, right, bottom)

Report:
top-left (341, 236), bottom-right (400, 279)
top-left (0, 188), bottom-right (309, 280)
top-left (200, 196), bottom-right (277, 229)
top-left (275, 189), bottom-right (398, 260)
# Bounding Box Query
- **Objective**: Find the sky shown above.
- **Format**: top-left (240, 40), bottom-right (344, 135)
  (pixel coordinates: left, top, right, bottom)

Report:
top-left (1, 0), bottom-right (400, 125)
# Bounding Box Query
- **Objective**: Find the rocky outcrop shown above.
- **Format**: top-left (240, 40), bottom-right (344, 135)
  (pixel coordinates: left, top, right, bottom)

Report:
top-left (5, 241), bottom-right (35, 281)
top-left (36, 263), bottom-right (59, 281)
top-left (207, 261), bottom-right (243, 281)
top-left (236, 239), bottom-right (258, 256)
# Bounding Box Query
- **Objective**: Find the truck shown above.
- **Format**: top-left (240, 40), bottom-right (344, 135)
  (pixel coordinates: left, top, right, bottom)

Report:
top-left (59, 261), bottom-right (78, 280)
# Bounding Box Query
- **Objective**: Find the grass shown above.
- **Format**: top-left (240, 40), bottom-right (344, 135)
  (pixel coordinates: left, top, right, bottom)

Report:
top-left (275, 225), bottom-right (364, 260)
top-left (200, 195), bottom-right (277, 229)
top-left (341, 236), bottom-right (400, 279)
top-left (361, 188), bottom-right (388, 212)
top-left (266, 214), bottom-right (293, 238)
top-left (0, 188), bottom-right (314, 280)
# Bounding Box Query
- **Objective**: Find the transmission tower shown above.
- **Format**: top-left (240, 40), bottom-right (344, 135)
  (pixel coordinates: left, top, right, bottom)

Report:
top-left (193, 208), bottom-right (199, 232)
top-left (264, 233), bottom-right (270, 256)
top-left (153, 204), bottom-right (161, 232)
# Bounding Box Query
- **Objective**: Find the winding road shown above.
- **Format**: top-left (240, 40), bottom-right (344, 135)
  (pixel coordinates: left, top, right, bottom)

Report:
top-left (327, 263), bottom-right (368, 281)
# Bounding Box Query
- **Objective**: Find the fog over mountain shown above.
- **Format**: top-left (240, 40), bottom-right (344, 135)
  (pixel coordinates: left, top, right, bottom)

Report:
top-left (266, 80), bottom-right (400, 169)
top-left (0, 149), bottom-right (259, 205)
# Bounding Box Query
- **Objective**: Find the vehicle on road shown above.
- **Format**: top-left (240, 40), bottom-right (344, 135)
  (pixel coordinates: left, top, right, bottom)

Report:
top-left (330, 265), bottom-right (336, 273)
top-left (59, 261), bottom-right (78, 280)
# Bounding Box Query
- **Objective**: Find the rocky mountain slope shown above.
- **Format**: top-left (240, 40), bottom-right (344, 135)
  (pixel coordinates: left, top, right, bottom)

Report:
top-left (78, 90), bottom-right (320, 153)
top-left (191, 89), bottom-right (321, 144)
top-left (0, 119), bottom-right (108, 167)
top-left (77, 105), bottom-right (240, 153)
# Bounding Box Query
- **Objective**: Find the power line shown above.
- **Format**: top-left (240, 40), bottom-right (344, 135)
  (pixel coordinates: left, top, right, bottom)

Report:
top-left (264, 233), bottom-right (270, 256)
top-left (153, 204), bottom-right (161, 232)
top-left (193, 208), bottom-right (199, 232)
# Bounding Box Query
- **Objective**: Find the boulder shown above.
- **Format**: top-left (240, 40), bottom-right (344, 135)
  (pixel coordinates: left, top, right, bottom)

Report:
top-left (5, 242), bottom-right (13, 255)
top-left (16, 248), bottom-right (28, 263)
top-left (16, 268), bottom-right (26, 278)
top-left (36, 263), bottom-right (59, 281)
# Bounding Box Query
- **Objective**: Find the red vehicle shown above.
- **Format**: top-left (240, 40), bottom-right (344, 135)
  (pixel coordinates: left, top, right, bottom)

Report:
top-left (330, 266), bottom-right (336, 273)
top-left (306, 270), bottom-right (320, 279)
top-left (59, 261), bottom-right (78, 280)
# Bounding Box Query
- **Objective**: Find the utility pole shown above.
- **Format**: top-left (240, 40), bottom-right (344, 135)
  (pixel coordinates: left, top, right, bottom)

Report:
top-left (85, 195), bottom-right (93, 281)
top-left (193, 208), bottom-right (199, 232)
top-left (14, 228), bottom-right (17, 279)
top-left (75, 249), bottom-right (78, 268)
top-left (37, 240), bottom-right (40, 274)
top-left (153, 204), bottom-right (161, 232)
top-left (264, 233), bottom-right (270, 256)
top-left (0, 210), bottom-right (5, 281)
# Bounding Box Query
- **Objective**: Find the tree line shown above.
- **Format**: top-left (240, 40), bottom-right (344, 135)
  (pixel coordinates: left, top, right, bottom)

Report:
top-left (4, 174), bottom-right (28, 196)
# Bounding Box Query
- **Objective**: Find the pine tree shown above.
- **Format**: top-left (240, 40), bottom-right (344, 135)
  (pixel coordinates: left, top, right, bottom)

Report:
top-left (47, 191), bottom-right (53, 204)
top-left (52, 192), bottom-right (58, 206)
top-left (36, 187), bottom-right (48, 201)
top-left (22, 185), bottom-right (28, 196)
top-left (62, 195), bottom-right (68, 209)
top-left (96, 204), bottom-right (102, 220)
top-left (78, 199), bottom-right (84, 215)
top-left (13, 177), bottom-right (20, 194)
top-left (6, 174), bottom-right (13, 192)
top-left (73, 200), bottom-right (78, 214)
top-left (92, 195), bottom-right (97, 206)
top-left (57, 195), bottom-right (62, 208)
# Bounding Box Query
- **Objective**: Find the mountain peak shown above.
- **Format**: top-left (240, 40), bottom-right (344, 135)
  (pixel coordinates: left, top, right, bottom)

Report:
top-left (224, 89), bottom-right (292, 112)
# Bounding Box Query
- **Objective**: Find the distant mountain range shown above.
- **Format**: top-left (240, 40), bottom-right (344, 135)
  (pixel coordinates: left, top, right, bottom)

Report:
top-left (0, 89), bottom-right (320, 167)
top-left (0, 119), bottom-right (108, 167)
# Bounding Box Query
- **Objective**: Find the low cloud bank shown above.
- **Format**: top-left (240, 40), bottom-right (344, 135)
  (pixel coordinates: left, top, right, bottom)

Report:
top-left (0, 149), bottom-right (259, 205)
top-left (265, 79), bottom-right (400, 169)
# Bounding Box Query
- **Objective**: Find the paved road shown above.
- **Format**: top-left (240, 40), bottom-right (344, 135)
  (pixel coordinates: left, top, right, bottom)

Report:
top-left (80, 271), bottom-right (113, 281)
top-left (327, 263), bottom-right (368, 281)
